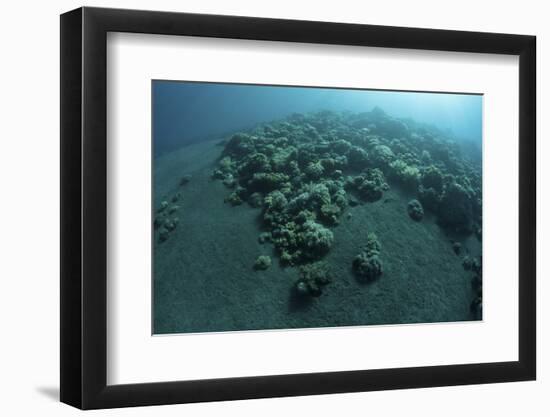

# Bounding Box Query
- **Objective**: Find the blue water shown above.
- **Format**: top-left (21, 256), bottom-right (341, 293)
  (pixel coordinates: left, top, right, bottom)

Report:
top-left (153, 81), bottom-right (482, 158)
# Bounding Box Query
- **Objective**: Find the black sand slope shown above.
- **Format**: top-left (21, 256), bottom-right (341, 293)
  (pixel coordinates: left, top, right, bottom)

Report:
top-left (153, 139), bottom-right (480, 334)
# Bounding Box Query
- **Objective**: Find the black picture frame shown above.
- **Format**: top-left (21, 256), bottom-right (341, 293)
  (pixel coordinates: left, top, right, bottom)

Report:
top-left (60, 6), bottom-right (536, 410)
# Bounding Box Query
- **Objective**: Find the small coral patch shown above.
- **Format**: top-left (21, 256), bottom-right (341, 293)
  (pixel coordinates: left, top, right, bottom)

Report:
top-left (254, 255), bottom-right (272, 271)
top-left (407, 199), bottom-right (424, 221)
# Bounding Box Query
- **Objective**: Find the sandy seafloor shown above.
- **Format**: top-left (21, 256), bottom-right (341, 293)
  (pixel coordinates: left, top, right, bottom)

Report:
top-left (153, 139), bottom-right (481, 334)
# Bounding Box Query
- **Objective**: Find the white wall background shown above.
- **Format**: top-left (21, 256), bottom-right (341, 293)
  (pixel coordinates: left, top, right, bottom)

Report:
top-left (0, 0), bottom-right (545, 415)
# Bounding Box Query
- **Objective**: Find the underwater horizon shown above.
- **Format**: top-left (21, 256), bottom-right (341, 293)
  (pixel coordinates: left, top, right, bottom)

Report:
top-left (153, 81), bottom-right (482, 158)
top-left (152, 81), bottom-right (482, 335)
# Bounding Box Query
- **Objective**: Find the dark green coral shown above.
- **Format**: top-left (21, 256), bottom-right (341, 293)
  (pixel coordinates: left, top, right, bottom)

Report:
top-left (353, 232), bottom-right (383, 283)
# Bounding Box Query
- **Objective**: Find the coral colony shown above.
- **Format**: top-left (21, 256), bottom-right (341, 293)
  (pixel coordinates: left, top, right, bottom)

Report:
top-left (155, 107), bottom-right (482, 319)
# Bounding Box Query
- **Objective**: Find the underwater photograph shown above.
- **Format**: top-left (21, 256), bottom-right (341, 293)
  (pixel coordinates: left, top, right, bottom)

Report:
top-left (152, 81), bottom-right (483, 335)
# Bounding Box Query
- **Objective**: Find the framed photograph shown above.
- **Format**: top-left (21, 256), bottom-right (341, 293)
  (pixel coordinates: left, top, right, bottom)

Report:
top-left (60, 7), bottom-right (536, 409)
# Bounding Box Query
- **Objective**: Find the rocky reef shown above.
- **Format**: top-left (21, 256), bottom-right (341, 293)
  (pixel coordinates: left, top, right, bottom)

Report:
top-left (211, 108), bottom-right (482, 301)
